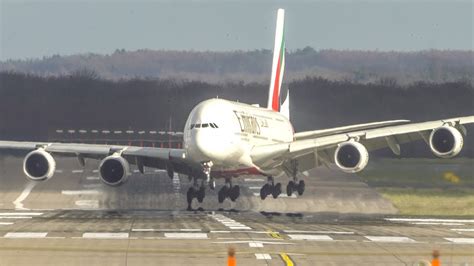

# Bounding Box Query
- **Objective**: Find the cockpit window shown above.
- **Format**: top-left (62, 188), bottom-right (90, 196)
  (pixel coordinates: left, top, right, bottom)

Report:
top-left (210, 123), bottom-right (216, 128)
top-left (195, 124), bottom-right (201, 128)
top-left (212, 123), bottom-right (219, 128)
top-left (190, 124), bottom-right (195, 129)
top-left (190, 123), bottom-right (218, 129)
top-left (202, 123), bottom-right (209, 128)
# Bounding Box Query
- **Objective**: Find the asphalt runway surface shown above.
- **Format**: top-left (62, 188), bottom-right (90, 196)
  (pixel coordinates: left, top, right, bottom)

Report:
top-left (0, 156), bottom-right (473, 265)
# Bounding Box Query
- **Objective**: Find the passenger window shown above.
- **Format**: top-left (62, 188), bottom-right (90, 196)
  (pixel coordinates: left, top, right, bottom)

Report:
top-left (202, 123), bottom-right (209, 128)
top-left (195, 124), bottom-right (201, 128)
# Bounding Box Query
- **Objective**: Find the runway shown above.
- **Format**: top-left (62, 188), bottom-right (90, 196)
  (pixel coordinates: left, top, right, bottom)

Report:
top-left (0, 210), bottom-right (473, 265)
top-left (0, 156), bottom-right (473, 265)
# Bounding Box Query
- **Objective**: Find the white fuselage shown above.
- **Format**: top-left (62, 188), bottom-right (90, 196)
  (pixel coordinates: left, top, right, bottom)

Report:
top-left (183, 99), bottom-right (294, 177)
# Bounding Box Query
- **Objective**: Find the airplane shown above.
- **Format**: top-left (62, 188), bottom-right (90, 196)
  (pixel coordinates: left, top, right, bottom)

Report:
top-left (0, 9), bottom-right (473, 209)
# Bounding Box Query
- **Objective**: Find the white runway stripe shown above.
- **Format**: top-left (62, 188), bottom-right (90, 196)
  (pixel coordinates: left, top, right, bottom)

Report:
top-left (365, 236), bottom-right (416, 243)
top-left (0, 216), bottom-right (33, 219)
top-left (86, 176), bottom-right (100, 180)
top-left (249, 242), bottom-right (264, 247)
top-left (410, 222), bottom-right (465, 226)
top-left (132, 228), bottom-right (202, 232)
top-left (55, 170), bottom-right (64, 173)
top-left (164, 233), bottom-right (208, 239)
top-left (4, 232), bottom-right (48, 238)
top-left (82, 233), bottom-right (129, 239)
top-left (284, 230), bottom-right (354, 235)
top-left (0, 212), bottom-right (43, 216)
top-left (255, 253), bottom-right (272, 260)
top-left (451, 228), bottom-right (474, 232)
top-left (75, 200), bottom-right (99, 209)
top-left (288, 234), bottom-right (333, 241)
top-left (62, 190), bottom-right (100, 195)
top-left (386, 218), bottom-right (474, 223)
top-left (244, 178), bottom-right (265, 182)
top-left (12, 182), bottom-right (37, 210)
top-left (444, 238), bottom-right (474, 244)
top-left (72, 170), bottom-right (84, 173)
top-left (0, 222), bottom-right (14, 225)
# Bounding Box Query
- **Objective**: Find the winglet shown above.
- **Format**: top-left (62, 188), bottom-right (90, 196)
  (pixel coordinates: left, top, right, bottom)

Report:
top-left (267, 8), bottom-right (286, 113)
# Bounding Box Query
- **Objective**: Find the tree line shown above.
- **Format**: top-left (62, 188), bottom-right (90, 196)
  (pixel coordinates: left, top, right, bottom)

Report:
top-left (0, 71), bottom-right (472, 157)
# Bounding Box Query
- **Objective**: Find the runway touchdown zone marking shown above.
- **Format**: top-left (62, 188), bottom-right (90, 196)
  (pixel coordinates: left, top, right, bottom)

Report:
top-left (82, 233), bottom-right (129, 239)
top-left (365, 236), bottom-right (416, 243)
top-left (288, 234), bottom-right (333, 241)
top-left (4, 232), bottom-right (48, 238)
top-left (164, 233), bottom-right (208, 239)
top-left (444, 238), bottom-right (474, 244)
top-left (255, 253), bottom-right (272, 260)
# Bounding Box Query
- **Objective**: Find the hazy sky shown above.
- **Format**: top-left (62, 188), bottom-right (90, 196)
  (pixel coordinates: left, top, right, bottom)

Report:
top-left (1, 0), bottom-right (472, 60)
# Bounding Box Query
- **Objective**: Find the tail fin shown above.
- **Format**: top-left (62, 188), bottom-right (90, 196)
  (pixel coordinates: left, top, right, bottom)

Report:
top-left (267, 8), bottom-right (287, 117)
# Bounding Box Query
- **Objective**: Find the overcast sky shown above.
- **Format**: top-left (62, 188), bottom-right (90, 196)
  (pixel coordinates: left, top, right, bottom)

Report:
top-left (1, 0), bottom-right (472, 60)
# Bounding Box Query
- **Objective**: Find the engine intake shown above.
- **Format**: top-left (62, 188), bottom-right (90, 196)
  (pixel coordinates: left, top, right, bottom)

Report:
top-left (23, 149), bottom-right (56, 181)
top-left (99, 155), bottom-right (130, 186)
top-left (334, 141), bottom-right (369, 173)
top-left (429, 126), bottom-right (463, 158)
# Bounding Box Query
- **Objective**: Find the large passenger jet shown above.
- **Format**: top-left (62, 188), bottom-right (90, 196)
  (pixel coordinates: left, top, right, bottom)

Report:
top-left (0, 9), bottom-right (473, 208)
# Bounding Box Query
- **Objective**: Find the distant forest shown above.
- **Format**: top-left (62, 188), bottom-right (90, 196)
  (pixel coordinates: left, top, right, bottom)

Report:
top-left (1, 71), bottom-right (473, 157)
top-left (1, 48), bottom-right (473, 85)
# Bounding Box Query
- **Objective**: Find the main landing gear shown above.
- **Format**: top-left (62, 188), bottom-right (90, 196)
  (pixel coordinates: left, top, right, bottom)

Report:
top-left (260, 176), bottom-right (282, 200)
top-left (187, 177), bottom-right (206, 210)
top-left (286, 179), bottom-right (305, 196)
top-left (218, 179), bottom-right (240, 203)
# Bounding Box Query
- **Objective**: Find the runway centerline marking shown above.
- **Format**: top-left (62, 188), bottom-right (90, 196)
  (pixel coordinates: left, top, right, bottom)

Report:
top-left (288, 234), bottom-right (333, 241)
top-left (444, 238), bottom-right (474, 244)
top-left (0, 212), bottom-right (43, 216)
top-left (0, 222), bottom-right (14, 225)
top-left (386, 218), bottom-right (474, 223)
top-left (12, 181), bottom-right (38, 210)
top-left (62, 190), bottom-right (100, 195)
top-left (163, 233), bottom-right (208, 239)
top-left (283, 230), bottom-right (354, 235)
top-left (72, 170), bottom-right (84, 174)
top-left (4, 232), bottom-right (48, 238)
top-left (132, 228), bottom-right (202, 232)
top-left (82, 233), bottom-right (129, 239)
top-left (365, 236), bottom-right (416, 243)
top-left (86, 176), bottom-right (100, 180)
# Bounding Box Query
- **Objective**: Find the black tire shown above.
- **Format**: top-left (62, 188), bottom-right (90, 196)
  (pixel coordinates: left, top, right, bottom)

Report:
top-left (297, 180), bottom-right (305, 196)
top-left (197, 187), bottom-right (205, 203)
top-left (260, 184), bottom-right (270, 200)
top-left (229, 185), bottom-right (240, 202)
top-left (186, 187), bottom-right (195, 205)
top-left (286, 181), bottom-right (295, 196)
top-left (272, 183), bottom-right (282, 199)
top-left (218, 186), bottom-right (228, 203)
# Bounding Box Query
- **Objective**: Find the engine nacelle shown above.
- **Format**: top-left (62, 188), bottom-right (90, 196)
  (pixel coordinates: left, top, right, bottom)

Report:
top-left (23, 149), bottom-right (56, 181)
top-left (334, 141), bottom-right (369, 173)
top-left (99, 155), bottom-right (130, 186)
top-left (429, 126), bottom-right (463, 158)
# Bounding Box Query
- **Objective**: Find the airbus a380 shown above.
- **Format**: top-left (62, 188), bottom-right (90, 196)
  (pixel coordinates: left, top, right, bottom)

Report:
top-left (1, 9), bottom-right (473, 208)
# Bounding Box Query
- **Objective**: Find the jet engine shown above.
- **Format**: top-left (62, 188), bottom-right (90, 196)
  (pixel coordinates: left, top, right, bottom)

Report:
top-left (429, 126), bottom-right (463, 158)
top-left (23, 149), bottom-right (56, 181)
top-left (99, 155), bottom-right (130, 186)
top-left (334, 141), bottom-right (369, 173)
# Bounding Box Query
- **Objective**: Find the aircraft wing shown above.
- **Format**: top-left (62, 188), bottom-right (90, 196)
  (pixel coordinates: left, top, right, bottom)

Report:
top-left (0, 141), bottom-right (196, 176)
top-left (251, 115), bottom-right (474, 173)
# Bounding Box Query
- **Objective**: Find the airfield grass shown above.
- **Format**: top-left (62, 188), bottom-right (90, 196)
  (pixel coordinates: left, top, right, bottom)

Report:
top-left (378, 188), bottom-right (474, 216)
top-left (360, 158), bottom-right (474, 216)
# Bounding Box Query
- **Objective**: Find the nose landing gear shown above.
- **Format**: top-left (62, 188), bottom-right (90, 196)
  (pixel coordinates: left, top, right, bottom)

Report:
top-left (260, 176), bottom-right (282, 200)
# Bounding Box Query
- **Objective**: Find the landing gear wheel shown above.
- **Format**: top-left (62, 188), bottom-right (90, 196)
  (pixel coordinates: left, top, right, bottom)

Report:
top-left (218, 186), bottom-right (228, 203)
top-left (260, 184), bottom-right (271, 200)
top-left (229, 185), bottom-right (240, 202)
top-left (197, 187), bottom-right (205, 203)
top-left (272, 183), bottom-right (282, 199)
top-left (297, 180), bottom-right (305, 196)
top-left (209, 179), bottom-right (216, 190)
top-left (287, 181), bottom-right (295, 196)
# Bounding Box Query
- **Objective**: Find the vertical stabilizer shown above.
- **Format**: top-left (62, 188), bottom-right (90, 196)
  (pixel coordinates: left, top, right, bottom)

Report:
top-left (267, 8), bottom-right (286, 116)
